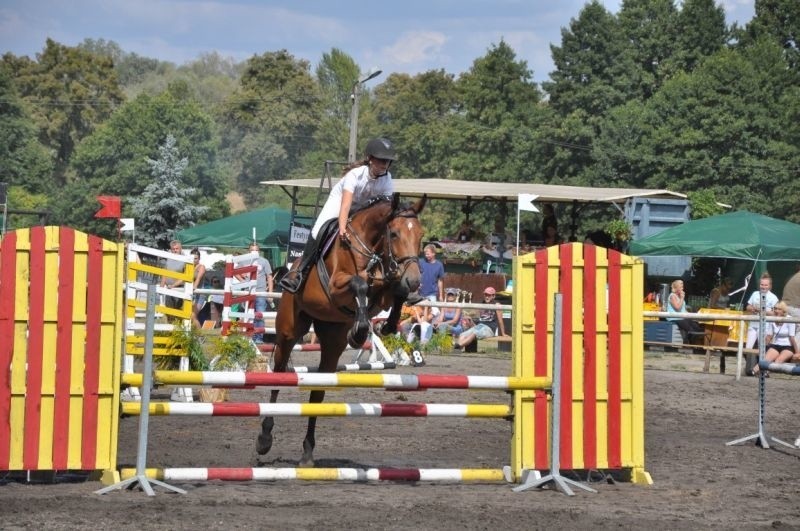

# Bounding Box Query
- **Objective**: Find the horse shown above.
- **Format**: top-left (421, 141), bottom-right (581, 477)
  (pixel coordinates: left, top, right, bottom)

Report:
top-left (257, 193), bottom-right (427, 467)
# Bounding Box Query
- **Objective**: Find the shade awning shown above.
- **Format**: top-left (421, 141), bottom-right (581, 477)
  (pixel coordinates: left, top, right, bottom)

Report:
top-left (260, 177), bottom-right (686, 205)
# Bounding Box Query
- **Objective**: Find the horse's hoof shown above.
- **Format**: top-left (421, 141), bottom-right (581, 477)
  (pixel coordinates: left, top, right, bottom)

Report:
top-left (256, 432), bottom-right (273, 455)
top-left (347, 329), bottom-right (367, 348)
top-left (298, 456), bottom-right (314, 468)
top-left (379, 322), bottom-right (397, 336)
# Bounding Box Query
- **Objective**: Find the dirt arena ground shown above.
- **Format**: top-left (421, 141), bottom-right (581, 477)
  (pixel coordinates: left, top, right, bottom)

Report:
top-left (2, 348), bottom-right (800, 530)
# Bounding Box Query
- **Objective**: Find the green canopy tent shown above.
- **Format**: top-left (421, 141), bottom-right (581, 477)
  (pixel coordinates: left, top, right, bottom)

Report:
top-left (630, 211), bottom-right (800, 305)
top-left (176, 207), bottom-right (291, 266)
top-left (629, 211), bottom-right (800, 262)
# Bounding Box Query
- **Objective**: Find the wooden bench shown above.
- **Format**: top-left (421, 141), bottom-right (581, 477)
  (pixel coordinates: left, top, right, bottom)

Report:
top-left (644, 340), bottom-right (758, 374)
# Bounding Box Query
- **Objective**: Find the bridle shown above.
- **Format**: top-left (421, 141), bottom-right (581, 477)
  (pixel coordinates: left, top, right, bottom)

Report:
top-left (345, 206), bottom-right (420, 285)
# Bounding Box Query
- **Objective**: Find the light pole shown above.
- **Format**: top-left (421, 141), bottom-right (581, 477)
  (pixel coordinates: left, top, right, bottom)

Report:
top-left (348, 69), bottom-right (382, 162)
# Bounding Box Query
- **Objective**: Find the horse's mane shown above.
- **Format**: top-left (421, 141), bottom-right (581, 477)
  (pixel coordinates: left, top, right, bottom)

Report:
top-left (350, 196), bottom-right (391, 217)
top-left (350, 195), bottom-right (419, 222)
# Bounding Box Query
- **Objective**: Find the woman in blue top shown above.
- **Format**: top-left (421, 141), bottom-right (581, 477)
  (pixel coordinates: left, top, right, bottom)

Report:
top-left (667, 279), bottom-right (704, 347)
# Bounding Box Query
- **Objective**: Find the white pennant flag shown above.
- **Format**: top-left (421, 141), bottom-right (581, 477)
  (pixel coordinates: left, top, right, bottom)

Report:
top-left (517, 193), bottom-right (539, 213)
top-left (120, 218), bottom-right (135, 231)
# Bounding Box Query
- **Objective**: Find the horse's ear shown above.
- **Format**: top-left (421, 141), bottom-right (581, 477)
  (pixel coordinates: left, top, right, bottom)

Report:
top-left (414, 194), bottom-right (427, 214)
top-left (391, 193), bottom-right (400, 211)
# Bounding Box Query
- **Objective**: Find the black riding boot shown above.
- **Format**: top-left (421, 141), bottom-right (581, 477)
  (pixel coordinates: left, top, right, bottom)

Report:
top-left (279, 236), bottom-right (317, 293)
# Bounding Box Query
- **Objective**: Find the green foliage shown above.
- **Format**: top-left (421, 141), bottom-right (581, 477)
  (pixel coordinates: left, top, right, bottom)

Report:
top-left (131, 134), bottom-right (209, 248)
top-left (68, 85), bottom-right (226, 213)
top-left (0, 67), bottom-right (52, 194)
top-left (382, 330), bottom-right (453, 356)
top-left (687, 190), bottom-right (725, 219)
top-left (451, 41), bottom-right (546, 184)
top-left (604, 219), bottom-right (633, 241)
top-left (207, 328), bottom-right (258, 371)
top-left (220, 50), bottom-right (321, 207)
top-left (167, 326), bottom-right (209, 371)
top-left (743, 0), bottom-right (800, 75)
top-left (544, 1), bottom-right (634, 117)
top-left (6, 0), bottom-right (800, 243)
top-left (3, 39), bottom-right (125, 185)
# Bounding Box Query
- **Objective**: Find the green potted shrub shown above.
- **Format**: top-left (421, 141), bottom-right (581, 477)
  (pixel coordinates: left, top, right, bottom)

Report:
top-left (200, 325), bottom-right (259, 402)
top-left (604, 219), bottom-right (633, 252)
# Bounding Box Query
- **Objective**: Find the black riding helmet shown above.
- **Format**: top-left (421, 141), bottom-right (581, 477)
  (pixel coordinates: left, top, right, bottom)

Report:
top-left (365, 138), bottom-right (397, 161)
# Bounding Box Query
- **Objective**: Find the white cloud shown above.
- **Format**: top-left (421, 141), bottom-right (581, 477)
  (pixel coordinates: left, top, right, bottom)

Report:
top-left (381, 31), bottom-right (447, 65)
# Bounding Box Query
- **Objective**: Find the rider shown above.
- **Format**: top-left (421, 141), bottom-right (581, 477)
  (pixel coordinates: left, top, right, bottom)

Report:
top-left (280, 137), bottom-right (398, 294)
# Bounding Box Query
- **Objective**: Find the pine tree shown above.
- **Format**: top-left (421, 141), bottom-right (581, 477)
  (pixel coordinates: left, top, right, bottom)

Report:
top-left (131, 134), bottom-right (207, 248)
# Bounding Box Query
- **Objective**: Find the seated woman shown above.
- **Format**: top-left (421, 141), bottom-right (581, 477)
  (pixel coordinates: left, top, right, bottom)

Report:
top-left (753, 301), bottom-right (799, 374)
top-left (454, 220), bottom-right (476, 243)
top-left (454, 286), bottom-right (508, 349)
top-left (667, 279), bottom-right (705, 351)
top-left (399, 295), bottom-right (436, 344)
top-left (434, 288), bottom-right (463, 337)
top-left (708, 277), bottom-right (733, 309)
top-left (542, 224), bottom-right (564, 247)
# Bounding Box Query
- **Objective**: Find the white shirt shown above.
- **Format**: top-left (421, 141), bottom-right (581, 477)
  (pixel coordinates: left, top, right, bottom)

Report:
top-left (311, 165), bottom-right (394, 237)
top-left (768, 321), bottom-right (796, 346)
top-left (746, 290), bottom-right (779, 329)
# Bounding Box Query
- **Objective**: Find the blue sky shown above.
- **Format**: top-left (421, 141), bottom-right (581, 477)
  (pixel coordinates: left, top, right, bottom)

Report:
top-left (1, 0), bottom-right (755, 83)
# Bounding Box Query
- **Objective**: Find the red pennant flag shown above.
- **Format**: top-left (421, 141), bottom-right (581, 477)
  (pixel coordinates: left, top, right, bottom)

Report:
top-left (95, 196), bottom-right (121, 219)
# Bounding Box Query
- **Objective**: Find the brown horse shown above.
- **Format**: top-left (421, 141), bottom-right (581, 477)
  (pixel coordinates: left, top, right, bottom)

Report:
top-left (257, 194), bottom-right (426, 466)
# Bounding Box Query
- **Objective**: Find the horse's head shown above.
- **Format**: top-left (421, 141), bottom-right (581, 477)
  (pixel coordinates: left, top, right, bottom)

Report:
top-left (385, 194), bottom-right (427, 297)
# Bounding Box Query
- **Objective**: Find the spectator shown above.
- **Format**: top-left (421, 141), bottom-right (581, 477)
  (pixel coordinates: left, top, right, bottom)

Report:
top-left (399, 294), bottom-right (436, 344)
top-left (207, 276), bottom-right (224, 327)
top-left (161, 240), bottom-right (186, 314)
top-left (247, 243), bottom-right (274, 343)
top-left (434, 288), bottom-right (463, 337)
top-left (454, 220), bottom-right (476, 242)
top-left (753, 301), bottom-right (799, 374)
top-left (540, 203), bottom-right (557, 237)
top-left (190, 248), bottom-right (207, 328)
top-left (483, 217), bottom-right (514, 255)
top-left (419, 243), bottom-right (445, 318)
top-left (745, 272), bottom-right (779, 375)
top-left (543, 224), bottom-right (563, 247)
top-left (666, 279), bottom-right (705, 350)
top-left (708, 277), bottom-right (734, 309)
top-left (454, 286), bottom-right (508, 349)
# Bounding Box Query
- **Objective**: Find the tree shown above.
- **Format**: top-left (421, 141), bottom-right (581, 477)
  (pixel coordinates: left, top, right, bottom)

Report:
top-left (544, 1), bottom-right (636, 117)
top-left (68, 82), bottom-right (227, 221)
top-left (0, 66), bottom-right (52, 194)
top-left (617, 0), bottom-right (680, 99)
top-left (370, 70), bottom-right (461, 178)
top-left (669, 0), bottom-right (728, 73)
top-left (2, 39), bottom-right (126, 185)
top-left (302, 48), bottom-right (361, 170)
top-left (451, 41), bottom-right (545, 184)
top-left (743, 0), bottom-right (800, 75)
top-left (131, 134), bottom-right (208, 248)
top-left (220, 50), bottom-right (321, 206)
top-left (593, 42), bottom-right (800, 220)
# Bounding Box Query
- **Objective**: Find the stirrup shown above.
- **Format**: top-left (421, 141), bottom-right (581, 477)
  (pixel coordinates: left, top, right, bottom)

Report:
top-left (279, 271), bottom-right (303, 293)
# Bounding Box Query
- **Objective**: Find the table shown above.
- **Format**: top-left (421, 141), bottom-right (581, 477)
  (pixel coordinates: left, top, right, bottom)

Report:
top-left (697, 308), bottom-right (748, 375)
top-left (697, 308), bottom-right (746, 343)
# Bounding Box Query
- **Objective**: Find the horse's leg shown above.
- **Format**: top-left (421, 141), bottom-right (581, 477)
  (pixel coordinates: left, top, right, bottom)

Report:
top-left (256, 295), bottom-right (311, 456)
top-left (299, 319), bottom-right (348, 468)
top-left (378, 296), bottom-right (406, 335)
top-left (346, 275), bottom-right (371, 347)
